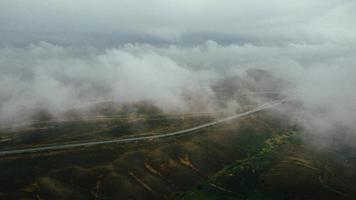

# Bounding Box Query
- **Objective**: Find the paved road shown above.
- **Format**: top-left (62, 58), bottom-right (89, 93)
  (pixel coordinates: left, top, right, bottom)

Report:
top-left (0, 99), bottom-right (285, 157)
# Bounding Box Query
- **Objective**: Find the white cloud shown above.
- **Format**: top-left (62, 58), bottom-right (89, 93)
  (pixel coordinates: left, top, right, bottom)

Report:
top-left (0, 1), bottom-right (356, 142)
top-left (1, 41), bottom-right (356, 134)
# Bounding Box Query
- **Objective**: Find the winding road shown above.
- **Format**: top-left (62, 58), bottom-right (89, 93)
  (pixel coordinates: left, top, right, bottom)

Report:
top-left (0, 99), bottom-right (285, 157)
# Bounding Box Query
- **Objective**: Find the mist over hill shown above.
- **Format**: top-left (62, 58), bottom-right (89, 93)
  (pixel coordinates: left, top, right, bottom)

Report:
top-left (1, 41), bottom-right (356, 146)
top-left (1, 1), bottom-right (356, 199)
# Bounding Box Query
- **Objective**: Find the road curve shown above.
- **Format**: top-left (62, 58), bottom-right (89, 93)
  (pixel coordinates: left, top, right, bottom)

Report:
top-left (0, 99), bottom-right (285, 157)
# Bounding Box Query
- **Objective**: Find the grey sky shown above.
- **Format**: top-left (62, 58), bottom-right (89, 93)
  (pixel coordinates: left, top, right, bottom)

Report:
top-left (1, 0), bottom-right (355, 46)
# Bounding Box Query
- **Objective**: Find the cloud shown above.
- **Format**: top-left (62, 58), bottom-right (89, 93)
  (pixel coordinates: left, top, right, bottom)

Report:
top-left (0, 1), bottom-right (356, 144)
top-left (0, 41), bottom-right (355, 137)
top-left (0, 0), bottom-right (355, 46)
top-left (0, 42), bottom-right (210, 124)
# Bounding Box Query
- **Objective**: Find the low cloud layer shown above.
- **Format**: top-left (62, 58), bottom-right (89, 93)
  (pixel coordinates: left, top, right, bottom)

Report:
top-left (1, 42), bottom-right (356, 137)
top-left (0, 1), bottom-right (356, 143)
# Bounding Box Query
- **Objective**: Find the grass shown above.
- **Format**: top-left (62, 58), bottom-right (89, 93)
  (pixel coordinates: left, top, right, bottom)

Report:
top-left (1, 107), bottom-right (355, 200)
top-left (177, 131), bottom-right (298, 200)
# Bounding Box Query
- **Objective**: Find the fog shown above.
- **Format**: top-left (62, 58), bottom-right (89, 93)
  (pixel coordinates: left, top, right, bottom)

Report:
top-left (0, 0), bottom-right (356, 143)
top-left (1, 42), bottom-right (355, 133)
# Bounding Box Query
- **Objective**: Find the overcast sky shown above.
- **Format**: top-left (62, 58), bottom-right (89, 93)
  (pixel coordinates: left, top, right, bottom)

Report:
top-left (1, 0), bottom-right (355, 46)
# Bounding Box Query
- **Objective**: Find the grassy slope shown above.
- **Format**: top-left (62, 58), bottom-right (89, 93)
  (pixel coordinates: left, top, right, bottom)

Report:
top-left (175, 128), bottom-right (355, 200)
top-left (2, 108), bottom-right (356, 199)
